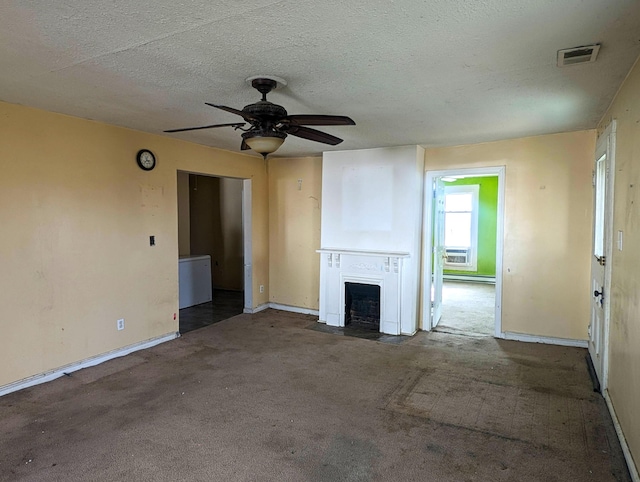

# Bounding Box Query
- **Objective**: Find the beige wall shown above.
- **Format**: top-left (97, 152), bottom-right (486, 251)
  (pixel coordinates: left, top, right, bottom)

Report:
top-left (424, 130), bottom-right (595, 340)
top-left (218, 177), bottom-right (244, 290)
top-left (0, 100), bottom-right (269, 387)
top-left (598, 57), bottom-right (640, 472)
top-left (189, 175), bottom-right (223, 285)
top-left (189, 175), bottom-right (243, 290)
top-left (268, 157), bottom-right (322, 309)
top-left (177, 171), bottom-right (190, 256)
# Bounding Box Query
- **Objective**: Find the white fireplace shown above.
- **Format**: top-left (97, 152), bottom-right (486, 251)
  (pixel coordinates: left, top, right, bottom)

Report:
top-left (317, 249), bottom-right (409, 334)
top-left (318, 146), bottom-right (425, 335)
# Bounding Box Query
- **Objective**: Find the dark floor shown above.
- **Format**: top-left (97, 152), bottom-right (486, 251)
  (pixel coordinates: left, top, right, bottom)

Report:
top-left (0, 310), bottom-right (631, 481)
top-left (309, 323), bottom-right (410, 345)
top-left (179, 289), bottom-right (244, 333)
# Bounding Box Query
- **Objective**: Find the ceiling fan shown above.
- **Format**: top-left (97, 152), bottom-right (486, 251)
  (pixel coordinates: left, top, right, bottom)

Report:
top-left (165, 77), bottom-right (356, 158)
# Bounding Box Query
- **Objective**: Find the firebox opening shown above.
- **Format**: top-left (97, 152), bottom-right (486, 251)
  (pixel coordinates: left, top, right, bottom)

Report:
top-left (345, 282), bottom-right (381, 331)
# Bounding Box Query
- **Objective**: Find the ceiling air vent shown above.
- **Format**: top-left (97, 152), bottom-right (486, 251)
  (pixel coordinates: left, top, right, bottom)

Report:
top-left (557, 44), bottom-right (600, 67)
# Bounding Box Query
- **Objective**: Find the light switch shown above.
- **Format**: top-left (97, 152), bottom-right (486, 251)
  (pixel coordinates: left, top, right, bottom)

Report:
top-left (617, 230), bottom-right (623, 251)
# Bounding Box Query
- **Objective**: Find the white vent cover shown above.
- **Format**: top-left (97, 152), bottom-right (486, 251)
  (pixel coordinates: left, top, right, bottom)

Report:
top-left (557, 44), bottom-right (601, 67)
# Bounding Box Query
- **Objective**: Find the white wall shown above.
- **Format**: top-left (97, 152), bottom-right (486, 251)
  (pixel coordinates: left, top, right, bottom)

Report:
top-left (320, 145), bottom-right (425, 333)
top-left (321, 146), bottom-right (424, 254)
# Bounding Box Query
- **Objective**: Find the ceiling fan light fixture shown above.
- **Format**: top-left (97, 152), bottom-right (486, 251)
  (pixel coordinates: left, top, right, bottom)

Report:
top-left (242, 130), bottom-right (287, 157)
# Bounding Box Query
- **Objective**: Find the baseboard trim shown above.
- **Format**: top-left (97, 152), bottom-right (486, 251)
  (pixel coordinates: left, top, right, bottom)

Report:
top-left (243, 303), bottom-right (270, 314)
top-left (443, 275), bottom-right (496, 284)
top-left (500, 332), bottom-right (588, 348)
top-left (604, 390), bottom-right (640, 481)
top-left (269, 303), bottom-right (319, 316)
top-left (0, 332), bottom-right (179, 398)
top-left (244, 303), bottom-right (319, 316)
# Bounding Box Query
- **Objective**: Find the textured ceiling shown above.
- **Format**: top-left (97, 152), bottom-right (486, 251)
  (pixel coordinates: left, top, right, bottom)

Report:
top-left (1, 1), bottom-right (640, 158)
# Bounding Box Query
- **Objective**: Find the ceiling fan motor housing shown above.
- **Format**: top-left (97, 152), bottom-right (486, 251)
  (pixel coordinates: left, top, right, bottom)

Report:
top-left (243, 101), bottom-right (288, 123)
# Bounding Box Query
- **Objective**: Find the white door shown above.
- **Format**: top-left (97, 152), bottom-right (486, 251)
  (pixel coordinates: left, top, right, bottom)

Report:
top-left (432, 178), bottom-right (446, 327)
top-left (589, 122), bottom-right (615, 388)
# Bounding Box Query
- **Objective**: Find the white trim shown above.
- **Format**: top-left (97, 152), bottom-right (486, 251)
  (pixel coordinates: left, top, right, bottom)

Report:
top-left (602, 120), bottom-right (616, 391)
top-left (444, 274), bottom-right (495, 283)
top-left (317, 248), bottom-right (410, 257)
top-left (0, 332), bottom-right (179, 397)
top-left (243, 303), bottom-right (270, 314)
top-left (500, 331), bottom-right (588, 348)
top-left (422, 166), bottom-right (505, 336)
top-left (494, 168), bottom-right (506, 338)
top-left (242, 179), bottom-right (253, 312)
top-left (268, 303), bottom-right (320, 316)
top-left (604, 389), bottom-right (640, 481)
top-left (244, 302), bottom-right (320, 316)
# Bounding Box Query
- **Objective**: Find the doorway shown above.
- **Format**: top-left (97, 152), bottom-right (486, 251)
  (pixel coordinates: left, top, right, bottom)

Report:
top-left (422, 167), bottom-right (505, 336)
top-left (177, 171), bottom-right (251, 333)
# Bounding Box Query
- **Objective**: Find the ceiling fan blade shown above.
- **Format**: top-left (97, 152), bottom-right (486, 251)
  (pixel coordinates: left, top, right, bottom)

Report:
top-left (205, 103), bottom-right (257, 122)
top-left (284, 115), bottom-right (355, 126)
top-left (287, 126), bottom-right (344, 145)
top-left (241, 140), bottom-right (250, 150)
top-left (164, 122), bottom-right (245, 133)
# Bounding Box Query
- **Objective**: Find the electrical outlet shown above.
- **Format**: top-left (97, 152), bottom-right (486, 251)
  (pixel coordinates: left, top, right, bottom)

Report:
top-left (259, 285), bottom-right (264, 293)
top-left (117, 318), bottom-right (125, 331)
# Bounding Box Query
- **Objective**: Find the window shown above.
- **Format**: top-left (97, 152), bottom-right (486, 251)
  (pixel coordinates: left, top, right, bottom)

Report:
top-left (593, 153), bottom-right (606, 258)
top-left (443, 184), bottom-right (479, 271)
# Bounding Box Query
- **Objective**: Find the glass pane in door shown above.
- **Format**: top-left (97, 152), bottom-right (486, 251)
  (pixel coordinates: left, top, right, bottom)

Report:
top-left (594, 153), bottom-right (606, 257)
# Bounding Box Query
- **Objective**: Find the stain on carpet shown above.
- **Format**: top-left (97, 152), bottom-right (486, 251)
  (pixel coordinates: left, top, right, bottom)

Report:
top-left (311, 434), bottom-right (380, 482)
top-left (386, 369), bottom-right (609, 453)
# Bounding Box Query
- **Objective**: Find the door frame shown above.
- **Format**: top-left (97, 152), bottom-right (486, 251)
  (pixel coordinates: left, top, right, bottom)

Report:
top-left (590, 120), bottom-right (616, 391)
top-left (176, 171), bottom-right (253, 313)
top-left (242, 179), bottom-right (253, 312)
top-left (421, 166), bottom-right (505, 336)
top-left (431, 177), bottom-right (446, 327)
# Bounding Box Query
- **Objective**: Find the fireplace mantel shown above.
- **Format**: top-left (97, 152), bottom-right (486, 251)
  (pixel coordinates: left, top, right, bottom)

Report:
top-left (317, 248), bottom-right (410, 258)
top-left (317, 249), bottom-right (410, 335)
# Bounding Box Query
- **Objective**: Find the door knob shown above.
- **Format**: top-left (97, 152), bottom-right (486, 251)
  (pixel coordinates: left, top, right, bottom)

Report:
top-left (594, 289), bottom-right (604, 298)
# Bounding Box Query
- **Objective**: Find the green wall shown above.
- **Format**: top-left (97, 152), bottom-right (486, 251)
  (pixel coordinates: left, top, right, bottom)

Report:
top-left (443, 176), bottom-right (498, 276)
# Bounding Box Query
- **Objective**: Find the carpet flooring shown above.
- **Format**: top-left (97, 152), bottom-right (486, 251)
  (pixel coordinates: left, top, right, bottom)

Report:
top-left (437, 281), bottom-right (495, 336)
top-left (0, 310), bottom-right (630, 481)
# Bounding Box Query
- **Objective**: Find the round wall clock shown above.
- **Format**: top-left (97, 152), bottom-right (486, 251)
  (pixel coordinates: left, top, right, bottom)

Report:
top-left (136, 149), bottom-right (156, 171)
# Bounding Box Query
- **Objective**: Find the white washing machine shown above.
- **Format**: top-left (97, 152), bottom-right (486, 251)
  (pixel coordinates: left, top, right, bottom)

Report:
top-left (178, 255), bottom-right (213, 309)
